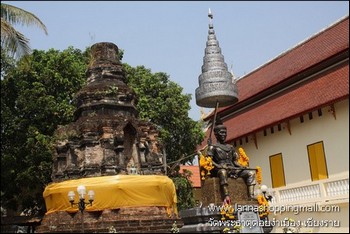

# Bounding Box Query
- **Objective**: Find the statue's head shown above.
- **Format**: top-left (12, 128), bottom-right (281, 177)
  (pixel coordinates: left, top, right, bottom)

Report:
top-left (214, 116), bottom-right (225, 131)
top-left (214, 123), bottom-right (226, 134)
top-left (214, 117), bottom-right (227, 142)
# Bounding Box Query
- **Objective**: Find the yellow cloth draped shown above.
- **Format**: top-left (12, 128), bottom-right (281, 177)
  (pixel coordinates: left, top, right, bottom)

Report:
top-left (43, 175), bottom-right (178, 216)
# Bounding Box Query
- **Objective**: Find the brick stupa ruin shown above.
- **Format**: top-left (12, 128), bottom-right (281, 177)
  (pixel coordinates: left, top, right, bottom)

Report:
top-left (37, 42), bottom-right (181, 233)
top-left (51, 42), bottom-right (164, 179)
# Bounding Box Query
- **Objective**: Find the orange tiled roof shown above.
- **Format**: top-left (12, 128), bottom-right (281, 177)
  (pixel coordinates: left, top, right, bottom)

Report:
top-left (179, 165), bottom-right (201, 188)
top-left (226, 64), bottom-right (348, 142)
top-left (200, 16), bottom-right (349, 144)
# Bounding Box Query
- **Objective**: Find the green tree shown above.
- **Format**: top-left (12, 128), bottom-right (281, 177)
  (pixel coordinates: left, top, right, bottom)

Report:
top-left (1, 47), bottom-right (88, 213)
top-left (1, 3), bottom-right (48, 58)
top-left (170, 169), bottom-right (196, 211)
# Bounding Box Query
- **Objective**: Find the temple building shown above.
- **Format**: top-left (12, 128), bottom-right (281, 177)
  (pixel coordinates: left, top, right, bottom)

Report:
top-left (199, 15), bottom-right (349, 233)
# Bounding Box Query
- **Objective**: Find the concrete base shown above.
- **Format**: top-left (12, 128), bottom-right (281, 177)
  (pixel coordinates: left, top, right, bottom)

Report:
top-left (179, 207), bottom-right (221, 233)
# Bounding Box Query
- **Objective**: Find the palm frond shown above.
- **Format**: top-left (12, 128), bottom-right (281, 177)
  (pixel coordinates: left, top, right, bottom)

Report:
top-left (1, 3), bottom-right (48, 35)
top-left (1, 18), bottom-right (31, 57)
top-left (1, 3), bottom-right (47, 58)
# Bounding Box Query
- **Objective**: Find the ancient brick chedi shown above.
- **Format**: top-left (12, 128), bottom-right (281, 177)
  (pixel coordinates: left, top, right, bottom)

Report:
top-left (52, 42), bottom-right (164, 182)
top-left (36, 43), bottom-right (182, 233)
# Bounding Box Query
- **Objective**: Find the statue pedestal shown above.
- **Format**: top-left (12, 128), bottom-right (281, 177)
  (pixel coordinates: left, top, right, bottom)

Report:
top-left (179, 177), bottom-right (271, 233)
top-left (201, 177), bottom-right (249, 206)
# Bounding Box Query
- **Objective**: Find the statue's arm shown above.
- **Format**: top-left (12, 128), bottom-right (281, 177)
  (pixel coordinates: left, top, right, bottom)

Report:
top-left (232, 151), bottom-right (245, 168)
top-left (211, 160), bottom-right (222, 169)
top-left (207, 145), bottom-right (222, 169)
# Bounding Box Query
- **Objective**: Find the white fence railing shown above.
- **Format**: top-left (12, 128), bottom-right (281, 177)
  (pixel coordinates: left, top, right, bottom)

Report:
top-left (270, 174), bottom-right (349, 205)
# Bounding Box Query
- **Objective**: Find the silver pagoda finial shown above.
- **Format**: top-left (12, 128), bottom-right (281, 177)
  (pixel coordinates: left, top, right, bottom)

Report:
top-left (195, 9), bottom-right (238, 108)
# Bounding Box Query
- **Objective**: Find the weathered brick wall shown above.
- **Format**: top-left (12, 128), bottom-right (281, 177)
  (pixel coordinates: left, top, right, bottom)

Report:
top-left (36, 206), bottom-right (183, 233)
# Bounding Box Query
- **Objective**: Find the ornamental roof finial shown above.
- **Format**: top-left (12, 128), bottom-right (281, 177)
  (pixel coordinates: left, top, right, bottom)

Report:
top-left (195, 8), bottom-right (239, 108)
top-left (208, 8), bottom-right (213, 26)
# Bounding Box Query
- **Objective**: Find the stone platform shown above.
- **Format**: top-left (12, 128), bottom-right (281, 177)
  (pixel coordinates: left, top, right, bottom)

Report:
top-left (201, 177), bottom-right (251, 206)
top-left (36, 207), bottom-right (182, 233)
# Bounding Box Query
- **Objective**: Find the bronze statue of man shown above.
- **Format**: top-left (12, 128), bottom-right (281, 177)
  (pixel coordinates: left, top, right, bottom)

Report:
top-left (207, 121), bottom-right (256, 204)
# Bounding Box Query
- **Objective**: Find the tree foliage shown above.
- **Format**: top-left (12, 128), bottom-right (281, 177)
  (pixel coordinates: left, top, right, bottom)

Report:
top-left (1, 47), bottom-right (88, 213)
top-left (170, 169), bottom-right (195, 211)
top-left (1, 3), bottom-right (48, 58)
top-left (1, 45), bottom-right (203, 214)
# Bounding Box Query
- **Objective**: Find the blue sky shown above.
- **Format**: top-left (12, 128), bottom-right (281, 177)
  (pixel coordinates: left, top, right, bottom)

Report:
top-left (4, 1), bottom-right (349, 120)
